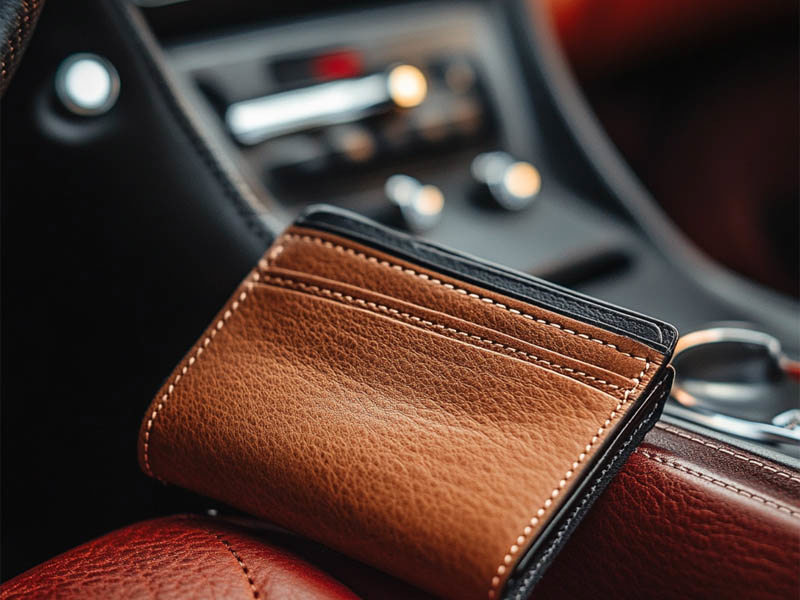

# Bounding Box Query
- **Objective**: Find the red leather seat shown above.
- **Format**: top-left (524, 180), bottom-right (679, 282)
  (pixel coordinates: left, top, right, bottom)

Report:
top-left (0, 515), bottom-right (359, 600)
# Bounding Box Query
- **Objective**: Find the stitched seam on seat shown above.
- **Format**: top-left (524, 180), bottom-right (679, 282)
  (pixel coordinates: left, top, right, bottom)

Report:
top-left (1, 0), bottom-right (39, 84)
top-left (636, 449), bottom-right (800, 519)
top-left (260, 274), bottom-right (631, 397)
top-left (266, 233), bottom-right (651, 364)
top-left (654, 423), bottom-right (800, 485)
top-left (110, 1), bottom-right (273, 245)
top-left (213, 534), bottom-right (260, 599)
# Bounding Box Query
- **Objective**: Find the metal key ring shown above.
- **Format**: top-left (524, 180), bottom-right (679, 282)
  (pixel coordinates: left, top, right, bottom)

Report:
top-left (665, 326), bottom-right (800, 446)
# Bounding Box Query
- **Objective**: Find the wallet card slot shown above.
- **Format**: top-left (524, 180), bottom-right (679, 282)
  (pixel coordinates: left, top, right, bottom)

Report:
top-left (263, 229), bottom-right (659, 382)
top-left (296, 206), bottom-right (678, 353)
top-left (257, 267), bottom-right (641, 399)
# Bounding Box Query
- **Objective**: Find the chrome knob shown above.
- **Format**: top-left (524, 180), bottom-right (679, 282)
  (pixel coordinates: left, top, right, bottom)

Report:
top-left (384, 174), bottom-right (444, 232)
top-left (471, 151), bottom-right (541, 211)
top-left (55, 53), bottom-right (120, 116)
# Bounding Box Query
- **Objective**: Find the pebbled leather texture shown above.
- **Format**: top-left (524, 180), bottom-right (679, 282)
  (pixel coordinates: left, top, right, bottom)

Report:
top-left (539, 422), bottom-right (800, 599)
top-left (0, 515), bottom-right (358, 600)
top-left (0, 0), bottom-right (44, 96)
top-left (138, 211), bottom-right (675, 600)
top-left (297, 206), bottom-right (677, 352)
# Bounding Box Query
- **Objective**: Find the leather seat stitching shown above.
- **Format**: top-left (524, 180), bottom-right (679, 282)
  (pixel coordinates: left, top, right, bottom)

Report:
top-left (654, 423), bottom-right (800, 485)
top-left (268, 233), bottom-right (652, 364)
top-left (259, 274), bottom-right (630, 396)
top-left (635, 449), bottom-right (800, 519)
top-left (212, 533), bottom-right (260, 599)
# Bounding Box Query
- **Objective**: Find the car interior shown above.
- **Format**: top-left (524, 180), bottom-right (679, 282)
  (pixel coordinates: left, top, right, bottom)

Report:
top-left (1, 0), bottom-right (798, 598)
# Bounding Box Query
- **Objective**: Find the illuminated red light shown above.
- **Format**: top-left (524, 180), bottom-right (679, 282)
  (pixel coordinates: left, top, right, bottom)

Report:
top-left (311, 50), bottom-right (364, 81)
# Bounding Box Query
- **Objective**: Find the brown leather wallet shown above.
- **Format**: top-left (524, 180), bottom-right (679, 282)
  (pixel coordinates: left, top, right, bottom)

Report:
top-left (139, 206), bottom-right (677, 600)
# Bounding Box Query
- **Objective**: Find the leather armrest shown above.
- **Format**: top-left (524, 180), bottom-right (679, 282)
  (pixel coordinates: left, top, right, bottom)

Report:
top-left (539, 422), bottom-right (800, 599)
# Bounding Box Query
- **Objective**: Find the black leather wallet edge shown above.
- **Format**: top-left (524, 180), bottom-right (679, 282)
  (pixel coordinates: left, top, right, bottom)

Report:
top-left (297, 205), bottom-right (678, 353)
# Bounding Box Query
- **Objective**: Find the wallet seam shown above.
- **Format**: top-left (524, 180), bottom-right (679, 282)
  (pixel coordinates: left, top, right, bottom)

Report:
top-left (257, 275), bottom-right (631, 397)
top-left (488, 356), bottom-right (651, 599)
top-left (268, 232), bottom-right (652, 365)
top-left (142, 269), bottom-right (261, 479)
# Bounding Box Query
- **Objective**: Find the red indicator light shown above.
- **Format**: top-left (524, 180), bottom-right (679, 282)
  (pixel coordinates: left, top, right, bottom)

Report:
top-left (311, 50), bottom-right (364, 81)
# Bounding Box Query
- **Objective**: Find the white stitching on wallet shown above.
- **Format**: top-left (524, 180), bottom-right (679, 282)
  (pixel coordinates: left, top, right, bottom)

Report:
top-left (268, 233), bottom-right (650, 364)
top-left (142, 275), bottom-right (257, 478)
top-left (260, 274), bottom-right (629, 395)
top-left (141, 242), bottom-right (294, 479)
top-left (487, 359), bottom-right (650, 598)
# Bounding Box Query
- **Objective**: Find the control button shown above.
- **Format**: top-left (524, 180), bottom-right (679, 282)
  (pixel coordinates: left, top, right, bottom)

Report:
top-left (386, 64), bottom-right (428, 108)
top-left (471, 151), bottom-right (541, 211)
top-left (55, 53), bottom-right (120, 116)
top-left (326, 124), bottom-right (377, 164)
top-left (384, 174), bottom-right (444, 232)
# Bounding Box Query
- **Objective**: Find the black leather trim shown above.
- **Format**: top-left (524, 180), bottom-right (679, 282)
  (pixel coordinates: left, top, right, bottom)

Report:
top-left (297, 205), bottom-right (678, 354)
top-left (109, 0), bottom-right (273, 245)
top-left (0, 0), bottom-right (45, 96)
top-left (503, 368), bottom-right (674, 599)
